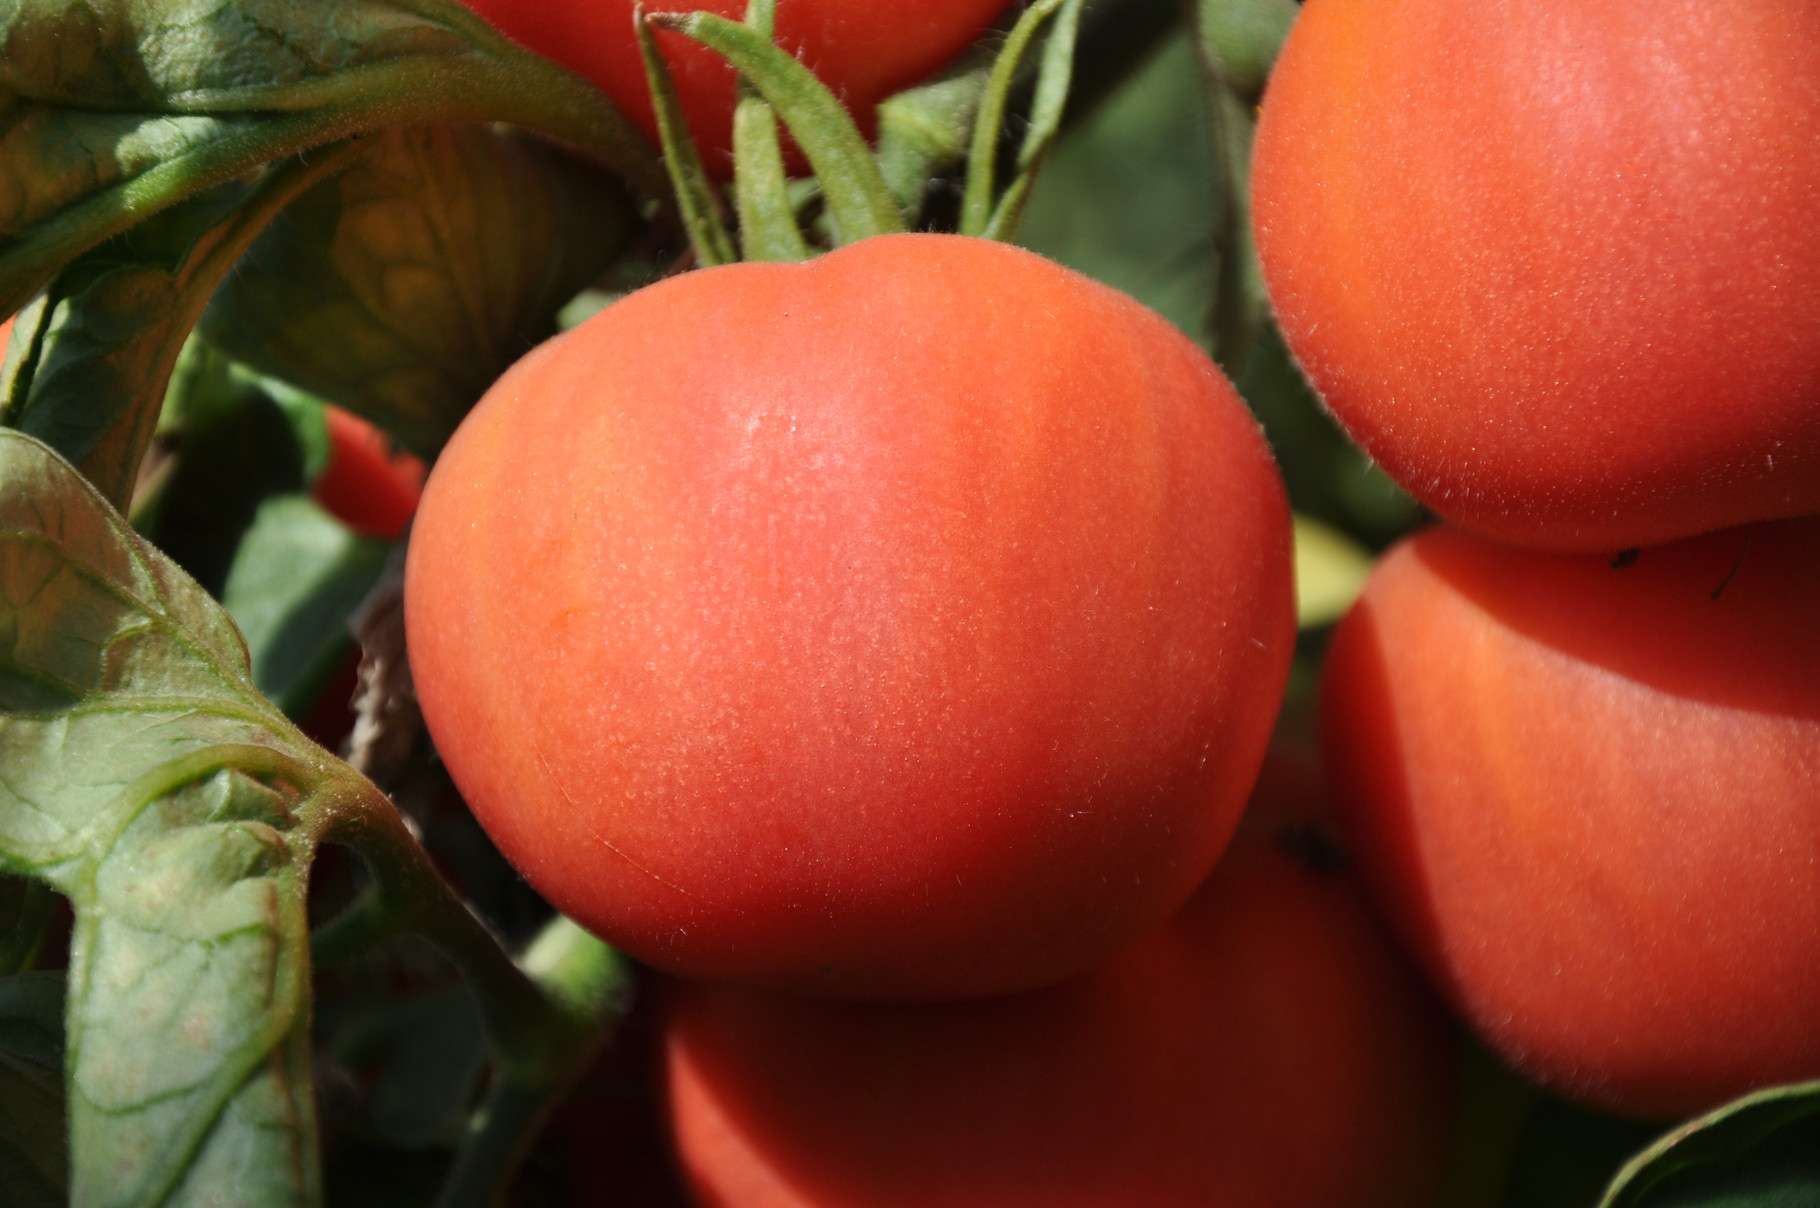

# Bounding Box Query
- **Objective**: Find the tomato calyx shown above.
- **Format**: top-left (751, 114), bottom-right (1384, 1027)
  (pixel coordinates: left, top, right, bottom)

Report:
top-left (639, 0), bottom-right (1085, 266)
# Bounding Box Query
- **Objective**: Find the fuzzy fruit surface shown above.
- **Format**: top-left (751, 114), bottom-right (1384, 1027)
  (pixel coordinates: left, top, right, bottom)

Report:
top-left (405, 234), bottom-right (1295, 1001)
top-left (1252, 0), bottom-right (1820, 551)
top-left (458, 0), bottom-right (1011, 173)
top-left (1322, 518), bottom-right (1820, 1119)
top-left (661, 764), bottom-right (1458, 1207)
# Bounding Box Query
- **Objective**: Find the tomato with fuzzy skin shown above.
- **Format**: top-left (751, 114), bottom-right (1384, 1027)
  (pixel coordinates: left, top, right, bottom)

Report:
top-left (405, 233), bottom-right (1294, 1001)
top-left (660, 762), bottom-right (1459, 1208)
top-left (312, 406), bottom-right (426, 541)
top-left (1251, 0), bottom-right (1820, 551)
top-left (458, 0), bottom-right (1012, 173)
top-left (1321, 518), bottom-right (1820, 1119)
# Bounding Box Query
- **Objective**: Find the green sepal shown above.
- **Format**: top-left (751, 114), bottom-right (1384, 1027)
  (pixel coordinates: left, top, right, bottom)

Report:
top-left (651, 11), bottom-right (905, 244)
top-left (731, 0), bottom-right (810, 262)
top-left (960, 0), bottom-right (1084, 240)
top-left (637, 4), bottom-right (739, 267)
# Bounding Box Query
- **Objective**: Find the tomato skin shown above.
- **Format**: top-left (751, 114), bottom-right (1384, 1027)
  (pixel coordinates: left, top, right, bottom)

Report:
top-left (1252, 0), bottom-right (1820, 551)
top-left (312, 406), bottom-right (426, 541)
top-left (457, 0), bottom-right (1011, 172)
top-left (1321, 518), bottom-right (1820, 1119)
top-left (405, 234), bottom-right (1294, 1001)
top-left (660, 779), bottom-right (1458, 1208)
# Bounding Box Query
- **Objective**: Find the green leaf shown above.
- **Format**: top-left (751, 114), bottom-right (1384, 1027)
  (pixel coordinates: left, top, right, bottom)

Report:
top-left (652, 11), bottom-right (905, 245)
top-left (0, 971), bottom-right (65, 1064)
top-left (322, 986), bottom-right (486, 1150)
top-left (0, 0), bottom-right (662, 323)
top-left (0, 427), bottom-right (357, 1206)
top-left (221, 496), bottom-right (389, 720)
top-left (2, 147), bottom-right (359, 513)
top-left (0, 1049), bottom-right (68, 1207)
top-left (1598, 1083), bottom-right (1820, 1208)
top-left (203, 124), bottom-right (640, 459)
top-left (133, 345), bottom-right (313, 600)
top-left (1191, 0), bottom-right (1299, 103)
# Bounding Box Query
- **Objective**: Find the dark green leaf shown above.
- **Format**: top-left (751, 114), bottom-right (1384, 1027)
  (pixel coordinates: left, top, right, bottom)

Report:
top-left (221, 496), bottom-right (389, 719)
top-left (0, 875), bottom-right (57, 973)
top-left (1598, 1083), bottom-right (1820, 1208)
top-left (0, 0), bottom-right (662, 322)
top-left (203, 124), bottom-right (640, 458)
top-left (0, 1049), bottom-right (67, 1207)
top-left (2, 148), bottom-right (357, 512)
top-left (134, 345), bottom-right (313, 599)
top-left (322, 986), bottom-right (486, 1150)
top-left (0, 971), bottom-right (65, 1064)
top-left (0, 428), bottom-right (383, 1206)
top-left (1191, 0), bottom-right (1299, 103)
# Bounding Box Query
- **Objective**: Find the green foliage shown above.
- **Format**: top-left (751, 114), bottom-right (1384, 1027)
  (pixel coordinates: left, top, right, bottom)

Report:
top-left (202, 126), bottom-right (640, 459)
top-left (1599, 1084), bottom-right (1820, 1208)
top-left (0, 428), bottom-right (334, 1205)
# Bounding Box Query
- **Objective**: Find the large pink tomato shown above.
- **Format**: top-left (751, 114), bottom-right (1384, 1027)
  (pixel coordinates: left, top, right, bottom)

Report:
top-left (459, 0), bottom-right (1011, 172)
top-left (1252, 0), bottom-right (1820, 551)
top-left (660, 768), bottom-right (1459, 1207)
top-left (405, 234), bottom-right (1294, 1001)
top-left (1322, 517), bottom-right (1820, 1118)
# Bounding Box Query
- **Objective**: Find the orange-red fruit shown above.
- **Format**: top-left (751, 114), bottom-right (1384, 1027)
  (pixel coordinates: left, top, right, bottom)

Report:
top-left (459, 0), bottom-right (1011, 173)
top-left (312, 407), bottom-right (426, 541)
top-left (405, 234), bottom-right (1294, 1001)
top-left (1322, 518), bottom-right (1820, 1119)
top-left (661, 780), bottom-right (1459, 1208)
top-left (1252, 0), bottom-right (1820, 551)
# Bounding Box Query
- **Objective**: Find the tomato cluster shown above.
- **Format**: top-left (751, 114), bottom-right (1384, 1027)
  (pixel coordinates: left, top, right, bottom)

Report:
top-left (1254, 0), bottom-right (1820, 1122)
top-left (383, 0), bottom-right (1820, 1200)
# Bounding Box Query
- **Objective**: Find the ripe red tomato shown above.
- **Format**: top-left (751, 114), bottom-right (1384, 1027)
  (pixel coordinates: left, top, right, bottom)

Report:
top-left (458, 0), bottom-right (1012, 172)
top-left (312, 406), bottom-right (426, 541)
top-left (1321, 517), bottom-right (1820, 1119)
top-left (660, 766), bottom-right (1459, 1208)
top-left (1251, 0), bottom-right (1820, 551)
top-left (405, 233), bottom-right (1294, 1001)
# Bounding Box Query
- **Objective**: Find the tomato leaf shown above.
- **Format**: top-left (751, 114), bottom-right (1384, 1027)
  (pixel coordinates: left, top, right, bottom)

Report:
top-left (1596, 1083), bottom-right (1820, 1208)
top-left (0, 427), bottom-right (361, 1206)
top-left (0, 0), bottom-right (662, 323)
top-left (202, 125), bottom-right (640, 459)
top-left (134, 345), bottom-right (315, 601)
top-left (0, 1043), bottom-right (67, 1207)
top-left (1, 149), bottom-right (357, 513)
top-left (1191, 0), bottom-right (1299, 103)
top-left (221, 496), bottom-right (389, 720)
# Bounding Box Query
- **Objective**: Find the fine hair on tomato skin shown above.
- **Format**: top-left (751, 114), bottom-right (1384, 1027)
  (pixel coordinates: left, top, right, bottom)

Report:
top-left (659, 789), bottom-right (1461, 1208)
top-left (1252, 0), bottom-right (1820, 550)
top-left (1321, 516), bottom-right (1820, 1119)
top-left (405, 233), bottom-right (1296, 1003)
